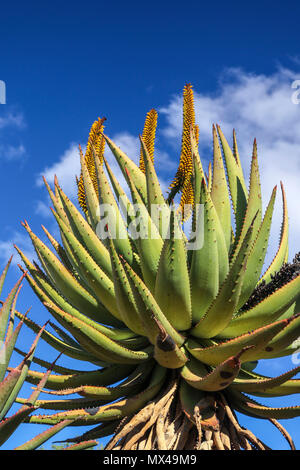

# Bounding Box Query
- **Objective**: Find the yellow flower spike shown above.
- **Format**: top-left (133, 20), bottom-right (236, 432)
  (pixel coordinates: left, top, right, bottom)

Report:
top-left (194, 123), bottom-right (199, 146)
top-left (86, 117), bottom-right (106, 163)
top-left (167, 84), bottom-right (198, 220)
top-left (77, 117), bottom-right (106, 213)
top-left (77, 145), bottom-right (87, 213)
top-left (139, 109), bottom-right (158, 173)
top-left (177, 177), bottom-right (194, 222)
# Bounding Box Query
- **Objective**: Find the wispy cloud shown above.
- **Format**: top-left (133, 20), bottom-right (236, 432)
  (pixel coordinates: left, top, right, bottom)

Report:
top-left (0, 143), bottom-right (26, 160)
top-left (35, 199), bottom-right (52, 218)
top-left (36, 143), bottom-right (81, 198)
top-left (0, 110), bottom-right (26, 161)
top-left (0, 111), bottom-right (25, 130)
top-left (0, 231), bottom-right (35, 267)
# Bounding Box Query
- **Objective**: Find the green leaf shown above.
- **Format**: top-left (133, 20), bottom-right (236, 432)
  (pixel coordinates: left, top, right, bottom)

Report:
top-left (103, 133), bottom-right (148, 204)
top-left (15, 419), bottom-right (74, 450)
top-left (216, 125), bottom-right (248, 238)
top-left (260, 182), bottom-right (289, 284)
top-left (190, 179), bottom-right (219, 322)
top-left (155, 207), bottom-right (192, 330)
top-left (210, 124), bottom-right (231, 250)
top-left (181, 348), bottom-right (250, 391)
top-left (27, 364), bottom-right (167, 425)
top-left (186, 316), bottom-right (293, 366)
top-left (191, 216), bottom-right (255, 338)
top-left (220, 273), bottom-right (300, 338)
top-left (121, 257), bottom-right (184, 346)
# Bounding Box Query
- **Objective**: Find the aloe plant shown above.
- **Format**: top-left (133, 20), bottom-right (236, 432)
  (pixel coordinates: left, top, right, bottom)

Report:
top-left (13, 84), bottom-right (300, 450)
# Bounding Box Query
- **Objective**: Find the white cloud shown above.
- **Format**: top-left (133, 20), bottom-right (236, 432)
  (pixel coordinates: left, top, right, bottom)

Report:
top-left (159, 67), bottom-right (300, 263)
top-left (35, 199), bottom-right (52, 218)
top-left (0, 231), bottom-right (35, 267)
top-left (36, 143), bottom-right (81, 199)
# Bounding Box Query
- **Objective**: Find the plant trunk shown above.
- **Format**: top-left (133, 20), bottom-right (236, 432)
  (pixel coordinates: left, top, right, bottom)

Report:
top-left (104, 374), bottom-right (289, 450)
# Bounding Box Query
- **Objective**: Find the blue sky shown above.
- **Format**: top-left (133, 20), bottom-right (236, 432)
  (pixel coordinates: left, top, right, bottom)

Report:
top-left (1, 0), bottom-right (300, 450)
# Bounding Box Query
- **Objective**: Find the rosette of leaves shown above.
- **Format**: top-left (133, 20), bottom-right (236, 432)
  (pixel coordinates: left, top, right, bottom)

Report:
top-left (13, 85), bottom-right (300, 450)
